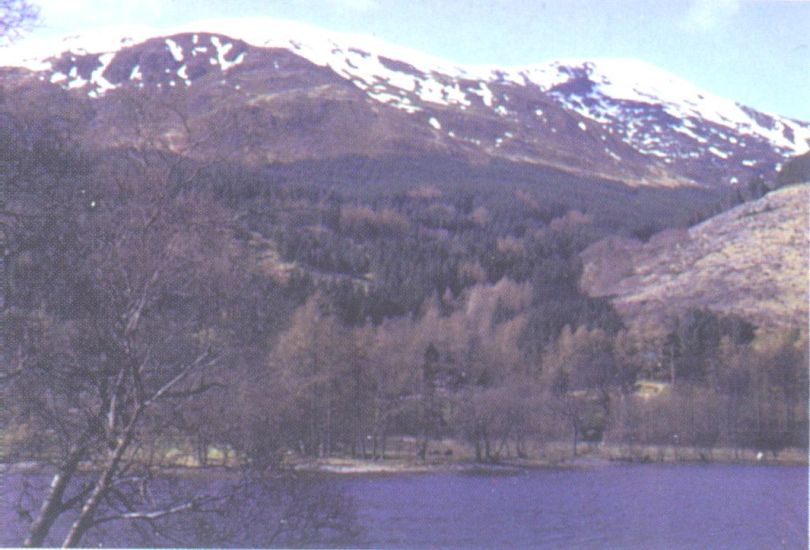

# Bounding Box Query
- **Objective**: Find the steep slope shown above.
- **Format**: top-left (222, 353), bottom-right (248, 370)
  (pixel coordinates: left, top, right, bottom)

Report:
top-left (580, 183), bottom-right (809, 333)
top-left (1, 17), bottom-right (807, 190)
top-left (778, 151), bottom-right (810, 187)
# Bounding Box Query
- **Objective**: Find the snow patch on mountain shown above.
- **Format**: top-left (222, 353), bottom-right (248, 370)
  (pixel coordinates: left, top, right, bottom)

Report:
top-left (518, 59), bottom-right (810, 156)
top-left (165, 38), bottom-right (184, 62)
top-left (87, 52), bottom-right (116, 98)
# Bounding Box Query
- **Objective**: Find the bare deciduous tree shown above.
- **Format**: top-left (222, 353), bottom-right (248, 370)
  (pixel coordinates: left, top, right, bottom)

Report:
top-left (0, 0), bottom-right (38, 44)
top-left (0, 98), bottom-right (274, 545)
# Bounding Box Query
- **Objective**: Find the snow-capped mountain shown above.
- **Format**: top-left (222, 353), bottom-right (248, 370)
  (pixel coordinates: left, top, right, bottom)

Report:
top-left (1, 17), bottom-right (807, 189)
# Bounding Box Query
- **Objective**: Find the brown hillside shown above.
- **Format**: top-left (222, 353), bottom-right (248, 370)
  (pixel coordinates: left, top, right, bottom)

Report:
top-left (580, 183), bottom-right (809, 333)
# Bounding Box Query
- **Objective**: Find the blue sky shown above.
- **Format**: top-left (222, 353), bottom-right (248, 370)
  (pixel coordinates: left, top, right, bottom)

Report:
top-left (25, 0), bottom-right (810, 120)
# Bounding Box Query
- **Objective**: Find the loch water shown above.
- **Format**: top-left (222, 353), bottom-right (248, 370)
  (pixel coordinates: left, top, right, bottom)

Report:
top-left (1, 463), bottom-right (805, 548)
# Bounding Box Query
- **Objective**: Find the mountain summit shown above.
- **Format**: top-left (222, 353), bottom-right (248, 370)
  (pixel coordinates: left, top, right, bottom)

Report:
top-left (2, 17), bottom-right (808, 190)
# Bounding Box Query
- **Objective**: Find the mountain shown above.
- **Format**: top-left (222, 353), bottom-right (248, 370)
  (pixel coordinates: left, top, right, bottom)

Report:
top-left (580, 183), bottom-right (809, 334)
top-left (1, 18), bottom-right (807, 191)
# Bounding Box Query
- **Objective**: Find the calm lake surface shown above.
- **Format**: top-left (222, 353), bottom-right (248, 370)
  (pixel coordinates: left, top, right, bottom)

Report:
top-left (344, 464), bottom-right (807, 549)
top-left (1, 463), bottom-right (806, 548)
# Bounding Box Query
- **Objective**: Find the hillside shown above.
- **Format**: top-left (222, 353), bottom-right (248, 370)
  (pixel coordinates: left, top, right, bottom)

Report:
top-left (580, 183), bottom-right (809, 333)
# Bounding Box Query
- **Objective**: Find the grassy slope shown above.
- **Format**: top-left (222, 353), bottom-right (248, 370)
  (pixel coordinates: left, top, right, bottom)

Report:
top-left (581, 183), bottom-right (809, 333)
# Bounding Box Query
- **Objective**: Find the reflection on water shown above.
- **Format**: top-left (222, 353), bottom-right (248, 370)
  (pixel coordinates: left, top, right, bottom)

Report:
top-left (1, 464), bottom-right (806, 548)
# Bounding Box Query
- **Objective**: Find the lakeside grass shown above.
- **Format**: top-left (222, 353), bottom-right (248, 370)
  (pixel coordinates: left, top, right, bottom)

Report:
top-left (213, 437), bottom-right (809, 473)
top-left (2, 433), bottom-right (804, 474)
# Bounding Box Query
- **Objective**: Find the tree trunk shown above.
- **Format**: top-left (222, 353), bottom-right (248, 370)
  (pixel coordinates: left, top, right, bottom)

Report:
top-left (196, 434), bottom-right (208, 467)
top-left (785, 399), bottom-right (794, 446)
top-left (62, 443), bottom-right (125, 547)
top-left (484, 431), bottom-right (491, 462)
top-left (62, 410), bottom-right (141, 547)
top-left (418, 435), bottom-right (428, 461)
top-left (516, 434), bottom-right (526, 459)
top-left (24, 446), bottom-right (84, 547)
top-left (325, 404), bottom-right (332, 457)
top-left (353, 363), bottom-right (363, 459)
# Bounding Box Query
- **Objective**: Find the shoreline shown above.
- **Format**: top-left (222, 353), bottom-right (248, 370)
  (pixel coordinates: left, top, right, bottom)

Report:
top-left (288, 452), bottom-right (806, 475)
top-left (287, 439), bottom-right (808, 474)
top-left (2, 444), bottom-right (804, 477)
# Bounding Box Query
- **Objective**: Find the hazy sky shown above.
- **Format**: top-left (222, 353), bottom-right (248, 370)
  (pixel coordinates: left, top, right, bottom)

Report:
top-left (21, 0), bottom-right (810, 120)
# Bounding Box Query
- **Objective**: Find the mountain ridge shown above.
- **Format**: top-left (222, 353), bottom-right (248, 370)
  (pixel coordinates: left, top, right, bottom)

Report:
top-left (1, 17), bottom-right (807, 194)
